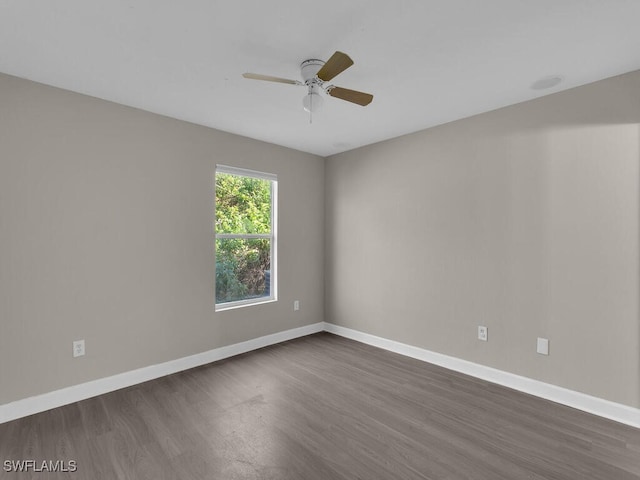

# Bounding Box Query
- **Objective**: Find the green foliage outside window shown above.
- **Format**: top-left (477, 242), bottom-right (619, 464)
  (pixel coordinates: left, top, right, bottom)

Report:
top-left (215, 172), bottom-right (272, 304)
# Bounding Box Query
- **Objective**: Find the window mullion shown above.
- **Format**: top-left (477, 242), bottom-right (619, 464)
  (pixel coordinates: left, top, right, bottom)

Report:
top-left (216, 233), bottom-right (271, 240)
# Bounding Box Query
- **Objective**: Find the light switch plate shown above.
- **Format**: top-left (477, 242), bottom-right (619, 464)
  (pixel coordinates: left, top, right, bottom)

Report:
top-left (537, 337), bottom-right (549, 355)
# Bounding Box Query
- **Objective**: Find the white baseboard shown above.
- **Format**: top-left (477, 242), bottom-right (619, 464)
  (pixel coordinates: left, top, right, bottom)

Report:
top-left (324, 323), bottom-right (640, 429)
top-left (0, 322), bottom-right (324, 424)
top-left (3, 321), bottom-right (639, 429)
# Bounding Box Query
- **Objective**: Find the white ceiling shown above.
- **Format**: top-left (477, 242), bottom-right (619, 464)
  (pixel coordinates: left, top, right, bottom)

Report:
top-left (2, 0), bottom-right (640, 157)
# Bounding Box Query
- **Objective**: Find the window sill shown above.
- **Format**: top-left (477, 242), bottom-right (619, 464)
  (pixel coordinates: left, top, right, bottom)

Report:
top-left (215, 297), bottom-right (276, 312)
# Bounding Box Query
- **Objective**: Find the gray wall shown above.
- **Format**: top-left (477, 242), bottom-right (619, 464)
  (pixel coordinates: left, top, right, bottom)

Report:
top-left (325, 71), bottom-right (640, 408)
top-left (2, 68), bottom-right (639, 411)
top-left (0, 73), bottom-right (325, 405)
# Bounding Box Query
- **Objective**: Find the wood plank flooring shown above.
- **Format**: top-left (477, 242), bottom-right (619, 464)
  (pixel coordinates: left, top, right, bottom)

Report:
top-left (1, 332), bottom-right (639, 479)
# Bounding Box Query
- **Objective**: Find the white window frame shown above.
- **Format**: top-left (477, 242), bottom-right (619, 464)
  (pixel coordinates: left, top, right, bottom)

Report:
top-left (214, 165), bottom-right (277, 311)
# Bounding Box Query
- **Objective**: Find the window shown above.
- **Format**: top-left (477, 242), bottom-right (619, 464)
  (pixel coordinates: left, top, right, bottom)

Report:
top-left (215, 165), bottom-right (277, 310)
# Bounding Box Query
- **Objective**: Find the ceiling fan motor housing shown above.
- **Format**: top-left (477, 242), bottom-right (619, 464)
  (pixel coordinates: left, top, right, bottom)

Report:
top-left (300, 59), bottom-right (325, 83)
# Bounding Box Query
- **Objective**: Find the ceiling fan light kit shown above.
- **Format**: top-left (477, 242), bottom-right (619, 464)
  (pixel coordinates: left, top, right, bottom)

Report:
top-left (302, 89), bottom-right (323, 113)
top-left (243, 51), bottom-right (373, 121)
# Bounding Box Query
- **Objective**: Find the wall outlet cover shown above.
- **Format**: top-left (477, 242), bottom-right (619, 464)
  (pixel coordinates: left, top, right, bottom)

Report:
top-left (73, 339), bottom-right (85, 358)
top-left (478, 326), bottom-right (488, 341)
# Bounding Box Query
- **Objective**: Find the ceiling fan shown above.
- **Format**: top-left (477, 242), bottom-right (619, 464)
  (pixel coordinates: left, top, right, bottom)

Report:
top-left (243, 51), bottom-right (373, 119)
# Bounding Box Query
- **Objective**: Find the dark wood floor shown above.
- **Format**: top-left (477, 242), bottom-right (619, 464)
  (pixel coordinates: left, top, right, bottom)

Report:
top-left (1, 332), bottom-right (639, 479)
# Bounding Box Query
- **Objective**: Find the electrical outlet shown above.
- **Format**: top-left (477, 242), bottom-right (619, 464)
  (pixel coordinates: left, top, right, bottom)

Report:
top-left (294, 300), bottom-right (300, 311)
top-left (478, 326), bottom-right (488, 341)
top-left (73, 339), bottom-right (85, 358)
top-left (537, 337), bottom-right (549, 355)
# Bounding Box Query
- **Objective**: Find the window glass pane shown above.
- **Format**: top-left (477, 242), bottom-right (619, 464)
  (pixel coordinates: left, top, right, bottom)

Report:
top-left (215, 173), bottom-right (271, 234)
top-left (215, 238), bottom-right (271, 304)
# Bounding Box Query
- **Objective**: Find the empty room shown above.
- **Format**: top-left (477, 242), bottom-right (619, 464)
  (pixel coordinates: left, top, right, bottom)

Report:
top-left (1, 1), bottom-right (639, 479)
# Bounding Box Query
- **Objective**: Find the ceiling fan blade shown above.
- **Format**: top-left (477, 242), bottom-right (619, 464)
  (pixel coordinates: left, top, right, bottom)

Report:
top-left (316, 51), bottom-right (354, 81)
top-left (327, 86), bottom-right (373, 106)
top-left (242, 73), bottom-right (303, 85)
